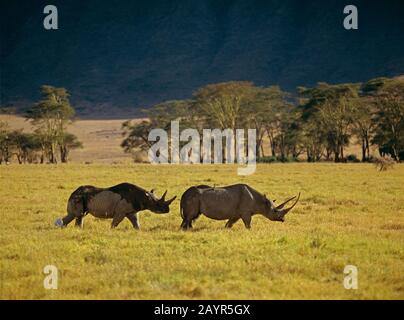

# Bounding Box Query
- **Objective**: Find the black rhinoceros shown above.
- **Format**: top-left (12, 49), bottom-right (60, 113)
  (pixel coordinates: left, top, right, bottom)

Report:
top-left (55, 183), bottom-right (176, 229)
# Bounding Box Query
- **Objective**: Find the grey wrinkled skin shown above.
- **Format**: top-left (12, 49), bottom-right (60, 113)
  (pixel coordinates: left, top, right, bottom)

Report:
top-left (180, 184), bottom-right (300, 230)
top-left (55, 183), bottom-right (176, 229)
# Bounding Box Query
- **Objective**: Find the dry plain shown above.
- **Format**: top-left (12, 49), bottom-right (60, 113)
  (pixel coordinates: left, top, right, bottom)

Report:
top-left (0, 115), bottom-right (403, 299)
top-left (0, 163), bottom-right (403, 299)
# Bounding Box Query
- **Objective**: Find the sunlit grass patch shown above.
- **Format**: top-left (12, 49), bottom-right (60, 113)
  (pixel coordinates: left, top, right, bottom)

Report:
top-left (0, 163), bottom-right (403, 299)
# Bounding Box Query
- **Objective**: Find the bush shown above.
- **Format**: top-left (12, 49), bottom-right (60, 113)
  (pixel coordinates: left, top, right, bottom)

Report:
top-left (257, 156), bottom-right (277, 163)
top-left (346, 154), bottom-right (360, 163)
top-left (257, 156), bottom-right (298, 163)
top-left (277, 156), bottom-right (298, 163)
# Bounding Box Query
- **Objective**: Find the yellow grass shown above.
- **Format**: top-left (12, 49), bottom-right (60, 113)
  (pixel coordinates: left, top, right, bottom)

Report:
top-left (1, 163), bottom-right (403, 299)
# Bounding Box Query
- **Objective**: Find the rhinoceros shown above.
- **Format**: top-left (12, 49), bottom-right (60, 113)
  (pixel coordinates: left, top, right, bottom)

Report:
top-left (180, 184), bottom-right (300, 229)
top-left (55, 183), bottom-right (176, 229)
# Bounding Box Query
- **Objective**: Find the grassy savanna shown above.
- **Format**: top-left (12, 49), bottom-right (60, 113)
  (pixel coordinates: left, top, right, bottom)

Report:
top-left (0, 163), bottom-right (403, 300)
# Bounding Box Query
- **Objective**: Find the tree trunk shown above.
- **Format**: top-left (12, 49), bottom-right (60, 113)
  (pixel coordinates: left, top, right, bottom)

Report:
top-left (361, 137), bottom-right (366, 162)
top-left (50, 143), bottom-right (57, 163)
top-left (256, 139), bottom-right (262, 158)
top-left (60, 145), bottom-right (68, 163)
top-left (340, 145), bottom-right (344, 162)
top-left (306, 148), bottom-right (312, 162)
top-left (391, 145), bottom-right (399, 161)
top-left (280, 136), bottom-right (286, 161)
top-left (365, 136), bottom-right (370, 161)
top-left (266, 129), bottom-right (276, 157)
top-left (325, 148), bottom-right (331, 161)
top-left (334, 146), bottom-right (340, 162)
top-left (268, 135), bottom-right (276, 156)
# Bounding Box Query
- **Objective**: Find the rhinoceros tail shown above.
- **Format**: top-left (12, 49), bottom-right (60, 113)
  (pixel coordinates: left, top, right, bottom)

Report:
top-left (180, 194), bottom-right (185, 219)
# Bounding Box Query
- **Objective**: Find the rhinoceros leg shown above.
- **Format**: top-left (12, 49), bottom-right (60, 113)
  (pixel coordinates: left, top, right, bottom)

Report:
top-left (59, 214), bottom-right (75, 227)
top-left (180, 219), bottom-right (193, 230)
top-left (225, 216), bottom-right (240, 228)
top-left (75, 216), bottom-right (84, 228)
top-left (241, 214), bottom-right (252, 229)
top-left (126, 212), bottom-right (140, 230)
top-left (111, 212), bottom-right (126, 228)
top-left (56, 194), bottom-right (85, 228)
top-left (180, 206), bottom-right (200, 230)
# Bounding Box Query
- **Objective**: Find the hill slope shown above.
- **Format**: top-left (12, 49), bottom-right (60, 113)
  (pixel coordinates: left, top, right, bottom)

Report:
top-left (1, 0), bottom-right (404, 117)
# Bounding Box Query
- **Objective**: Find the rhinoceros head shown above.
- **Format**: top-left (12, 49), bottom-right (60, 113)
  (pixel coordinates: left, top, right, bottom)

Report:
top-left (263, 192), bottom-right (300, 222)
top-left (146, 189), bottom-right (176, 214)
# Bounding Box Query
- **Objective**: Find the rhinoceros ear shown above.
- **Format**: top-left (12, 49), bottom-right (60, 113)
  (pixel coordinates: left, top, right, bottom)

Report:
top-left (150, 189), bottom-right (155, 194)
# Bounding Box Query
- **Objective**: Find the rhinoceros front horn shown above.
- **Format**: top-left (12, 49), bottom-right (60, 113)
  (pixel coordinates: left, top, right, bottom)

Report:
top-left (165, 196), bottom-right (177, 205)
top-left (277, 192), bottom-right (300, 215)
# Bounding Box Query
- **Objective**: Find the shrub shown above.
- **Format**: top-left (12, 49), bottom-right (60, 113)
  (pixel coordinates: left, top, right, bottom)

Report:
top-left (257, 156), bottom-right (277, 163)
top-left (277, 156), bottom-right (298, 163)
top-left (257, 156), bottom-right (298, 163)
top-left (346, 154), bottom-right (360, 163)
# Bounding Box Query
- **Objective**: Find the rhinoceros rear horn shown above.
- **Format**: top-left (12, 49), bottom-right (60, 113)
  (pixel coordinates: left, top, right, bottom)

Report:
top-left (160, 190), bottom-right (167, 201)
top-left (278, 192), bottom-right (300, 215)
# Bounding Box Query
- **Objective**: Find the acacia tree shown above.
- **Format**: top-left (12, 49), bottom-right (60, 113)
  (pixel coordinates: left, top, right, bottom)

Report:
top-left (121, 120), bottom-right (155, 154)
top-left (350, 96), bottom-right (376, 162)
top-left (26, 85), bottom-right (75, 163)
top-left (276, 108), bottom-right (303, 160)
top-left (59, 133), bottom-right (82, 163)
top-left (0, 121), bottom-right (11, 164)
top-left (8, 131), bottom-right (42, 164)
top-left (192, 81), bottom-right (253, 129)
top-left (120, 77), bottom-right (404, 164)
top-left (258, 87), bottom-right (289, 158)
top-left (299, 83), bottom-right (360, 162)
top-left (366, 78), bottom-right (404, 161)
top-left (121, 100), bottom-right (191, 161)
top-left (317, 98), bottom-right (355, 162)
top-left (33, 127), bottom-right (49, 164)
top-left (244, 86), bottom-right (289, 158)
top-left (261, 100), bottom-right (294, 158)
top-left (301, 116), bottom-right (326, 162)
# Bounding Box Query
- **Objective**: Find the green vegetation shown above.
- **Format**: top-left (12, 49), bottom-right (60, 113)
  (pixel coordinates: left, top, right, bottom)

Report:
top-left (122, 77), bottom-right (404, 163)
top-left (0, 163), bottom-right (403, 299)
top-left (2, 77), bottom-right (403, 165)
